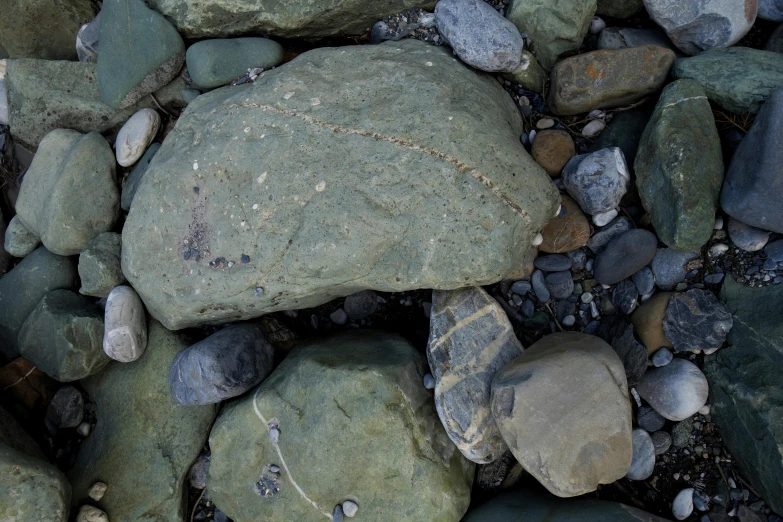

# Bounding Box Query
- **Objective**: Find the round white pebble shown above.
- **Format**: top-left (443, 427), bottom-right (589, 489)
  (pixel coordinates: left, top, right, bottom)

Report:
top-left (672, 488), bottom-right (694, 520)
top-left (581, 119), bottom-right (606, 137)
top-left (592, 209), bottom-right (618, 227)
top-left (76, 505), bottom-right (109, 522)
top-left (342, 500), bottom-right (359, 518)
top-left (423, 373), bottom-right (435, 389)
top-left (88, 481), bottom-right (107, 501)
top-left (103, 286), bottom-right (148, 363)
top-left (77, 422), bottom-right (91, 437)
top-left (532, 233), bottom-right (543, 246)
top-left (115, 108), bottom-right (160, 167)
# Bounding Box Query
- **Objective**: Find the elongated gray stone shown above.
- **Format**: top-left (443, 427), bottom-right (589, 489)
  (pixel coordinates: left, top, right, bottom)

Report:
top-left (186, 37), bottom-right (285, 89)
top-left (103, 285), bottom-right (147, 362)
top-left (626, 428), bottom-right (655, 480)
top-left (427, 287), bottom-right (524, 464)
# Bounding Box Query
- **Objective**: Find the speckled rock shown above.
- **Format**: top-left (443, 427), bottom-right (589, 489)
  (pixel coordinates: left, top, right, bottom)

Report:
top-left (0, 443), bottom-right (71, 522)
top-left (531, 130), bottom-right (575, 177)
top-left (588, 215), bottom-right (633, 254)
top-left (549, 45), bottom-right (675, 116)
top-left (491, 332), bottom-right (632, 497)
top-left (122, 40), bottom-right (560, 330)
top-left (3, 215), bottom-right (39, 257)
top-left (594, 229), bottom-right (658, 286)
top-left (78, 232), bottom-right (125, 298)
top-left (428, 287), bottom-right (524, 463)
top-left (186, 38), bottom-right (285, 89)
top-left (663, 289), bottom-right (733, 353)
top-left (635, 79), bottom-right (723, 251)
top-left (208, 330), bottom-right (475, 521)
top-left (637, 358), bottom-right (708, 421)
top-left (539, 197), bottom-right (590, 254)
top-left (631, 292), bottom-right (674, 355)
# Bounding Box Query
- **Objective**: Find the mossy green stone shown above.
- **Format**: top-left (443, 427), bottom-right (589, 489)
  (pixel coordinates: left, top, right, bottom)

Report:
top-left (208, 330), bottom-right (474, 522)
top-left (186, 38), bottom-right (285, 89)
top-left (635, 80), bottom-right (723, 251)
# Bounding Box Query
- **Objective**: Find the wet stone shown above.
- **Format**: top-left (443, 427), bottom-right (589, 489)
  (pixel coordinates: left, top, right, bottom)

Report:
top-left (637, 405), bottom-right (666, 432)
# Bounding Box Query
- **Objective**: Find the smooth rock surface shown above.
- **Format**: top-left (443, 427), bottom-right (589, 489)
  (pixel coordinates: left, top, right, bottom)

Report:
top-left (531, 129), bottom-right (575, 177)
top-left (727, 217), bottom-right (771, 252)
top-left (169, 323), bottom-right (274, 406)
top-left (672, 488), bottom-right (694, 520)
top-left (562, 147), bottom-right (629, 216)
top-left (652, 347), bottom-right (673, 367)
top-left (78, 232), bottom-right (125, 298)
top-left (121, 143), bottom-right (160, 211)
top-left (549, 46), bottom-right (675, 116)
top-left (632, 267), bottom-right (655, 295)
top-left (435, 0), bottom-right (523, 72)
top-left (491, 332), bottom-right (632, 497)
top-left (545, 271), bottom-right (574, 300)
top-left (638, 406), bottom-right (666, 432)
top-left (631, 292), bottom-right (673, 355)
top-left (115, 108), bottom-right (160, 167)
top-left (502, 50), bottom-right (547, 93)
top-left (613, 278), bottom-right (639, 315)
top-left (539, 197), bottom-right (590, 253)
top-left (187, 37), bottom-right (285, 89)
top-left (208, 330), bottom-right (474, 521)
top-left (759, 0), bottom-right (783, 20)
top-left (18, 290), bottom-right (109, 382)
top-left (588, 215), bottom-right (632, 254)
top-left (663, 289), bottom-right (732, 353)
top-left (594, 229), bottom-right (658, 285)
top-left (103, 285), bottom-right (147, 363)
top-left (635, 80), bottom-right (723, 251)
top-left (651, 249), bottom-right (700, 289)
top-left (427, 287), bottom-right (524, 463)
top-left (3, 215), bottom-right (39, 257)
top-left (626, 428), bottom-right (655, 480)
top-left (650, 430), bottom-right (672, 455)
top-left (122, 40), bottom-right (560, 329)
top-left (637, 358), bottom-right (708, 421)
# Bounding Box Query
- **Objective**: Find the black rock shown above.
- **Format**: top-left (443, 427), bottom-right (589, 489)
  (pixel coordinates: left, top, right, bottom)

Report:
top-left (594, 229), bottom-right (658, 285)
top-left (343, 290), bottom-right (378, 320)
top-left (169, 323), bottom-right (274, 406)
top-left (534, 254), bottom-right (572, 272)
top-left (545, 271), bottom-right (574, 299)
top-left (531, 270), bottom-right (550, 302)
top-left (663, 289), bottom-right (733, 353)
top-left (47, 385), bottom-right (84, 429)
top-left (612, 279), bottom-right (639, 315)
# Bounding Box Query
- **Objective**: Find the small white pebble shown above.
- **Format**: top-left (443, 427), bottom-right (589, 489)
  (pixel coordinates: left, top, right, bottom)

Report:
top-left (709, 244), bottom-right (729, 257)
top-left (714, 217), bottom-right (724, 230)
top-left (698, 405), bottom-right (711, 415)
top-left (673, 472), bottom-right (680, 480)
top-left (554, 204), bottom-right (561, 218)
top-left (311, 98), bottom-right (321, 105)
top-left (672, 488), bottom-right (694, 521)
top-left (342, 500), bottom-right (359, 518)
top-left (562, 315), bottom-right (575, 327)
top-left (536, 118), bottom-right (555, 129)
top-left (528, 129), bottom-right (537, 143)
top-left (244, 127), bottom-right (250, 133)
top-left (582, 119), bottom-right (606, 137)
top-left (315, 181), bottom-right (326, 192)
top-left (76, 505), bottom-right (109, 522)
top-left (532, 233), bottom-right (543, 246)
top-left (192, 162), bottom-right (198, 170)
top-left (77, 422), bottom-right (91, 437)
top-left (284, 91), bottom-right (295, 99)
top-left (269, 427), bottom-right (280, 443)
top-left (592, 209), bottom-right (618, 227)
top-left (88, 482), bottom-right (107, 501)
top-left (425, 61), bottom-right (433, 66)
top-left (252, 204), bottom-right (259, 210)
top-left (269, 465), bottom-right (280, 473)
top-left (423, 373), bottom-right (435, 389)
top-left (589, 16), bottom-right (607, 34)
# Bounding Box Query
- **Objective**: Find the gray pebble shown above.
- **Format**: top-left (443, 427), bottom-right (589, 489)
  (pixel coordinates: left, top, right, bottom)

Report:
top-left (329, 308), bottom-right (348, 325)
top-left (423, 373), bottom-right (435, 389)
top-left (765, 239), bottom-right (783, 262)
top-left (727, 217), bottom-right (771, 252)
top-left (594, 229), bottom-right (658, 285)
top-left (600, 294), bottom-right (616, 316)
top-left (612, 279), bottom-right (639, 315)
top-left (703, 273), bottom-right (725, 284)
top-left (562, 147), bottom-right (630, 216)
top-left (762, 258), bottom-right (778, 271)
top-left (189, 452), bottom-right (211, 489)
top-left (47, 386), bottom-right (84, 429)
top-left (692, 490), bottom-right (710, 512)
top-left (651, 347), bottom-right (673, 367)
top-left (532, 270), bottom-right (550, 302)
top-left (562, 314), bottom-right (576, 327)
top-left (534, 254), bottom-right (572, 272)
top-left (521, 299), bottom-right (535, 317)
top-left (650, 430), bottom-right (672, 455)
top-left (343, 290), bottom-right (378, 320)
top-left (333, 504), bottom-right (345, 522)
top-left (651, 248), bottom-right (700, 289)
top-left (626, 428), bottom-right (655, 481)
top-left (511, 280), bottom-right (531, 295)
top-left (584, 320), bottom-right (601, 334)
top-left (567, 248), bottom-right (587, 270)
top-left (545, 271), bottom-right (574, 299)
top-left (637, 405), bottom-right (666, 432)
top-left (631, 267), bottom-right (655, 295)
top-left (587, 216), bottom-right (633, 254)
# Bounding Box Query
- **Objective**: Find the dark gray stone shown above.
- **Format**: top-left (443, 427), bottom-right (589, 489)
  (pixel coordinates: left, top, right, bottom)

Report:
top-left (47, 386), bottom-right (84, 429)
top-left (545, 271), bottom-right (574, 300)
top-left (651, 347), bottom-right (673, 367)
top-left (169, 323), bottom-right (274, 406)
top-left (650, 430), bottom-right (672, 455)
top-left (568, 248), bottom-right (587, 270)
top-left (632, 267), bottom-right (655, 295)
top-left (637, 405), bottom-right (666, 432)
top-left (521, 299), bottom-right (535, 317)
top-left (768, 23), bottom-right (783, 52)
top-left (610, 319), bottom-right (648, 386)
top-left (587, 215), bottom-right (633, 254)
top-left (663, 289), bottom-right (733, 353)
top-left (626, 428), bottom-right (655, 480)
top-left (613, 279), bottom-right (639, 315)
top-left (511, 280), bottom-right (531, 295)
top-left (651, 248), bottom-right (700, 290)
top-left (759, 0), bottom-right (783, 21)
top-left (704, 273), bottom-right (725, 285)
top-left (534, 254), bottom-right (572, 272)
top-left (562, 147), bottom-right (629, 217)
top-left (594, 229), bottom-right (658, 285)
top-left (721, 88), bottom-right (783, 234)
top-left (637, 359), bottom-right (708, 421)
top-left (589, 110), bottom-right (651, 174)
top-left (343, 290), bottom-right (378, 320)
top-left (532, 270), bottom-right (550, 301)
top-left (727, 216), bottom-right (771, 252)
top-left (121, 143), bottom-right (160, 211)
top-left (189, 451), bottom-right (210, 489)
top-left (765, 239), bottom-right (783, 262)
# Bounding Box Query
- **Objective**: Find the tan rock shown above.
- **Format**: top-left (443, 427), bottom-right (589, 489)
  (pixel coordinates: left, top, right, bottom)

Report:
top-left (532, 130), bottom-right (576, 177)
top-left (631, 292), bottom-right (675, 355)
top-left (539, 197), bottom-right (591, 253)
top-left (491, 332), bottom-right (633, 497)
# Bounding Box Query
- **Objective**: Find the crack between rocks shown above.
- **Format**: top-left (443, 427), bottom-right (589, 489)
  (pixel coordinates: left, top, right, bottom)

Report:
top-left (226, 102), bottom-right (532, 226)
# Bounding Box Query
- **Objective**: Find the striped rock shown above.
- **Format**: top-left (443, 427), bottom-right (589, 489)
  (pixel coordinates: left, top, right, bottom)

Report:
top-left (427, 286), bottom-right (524, 464)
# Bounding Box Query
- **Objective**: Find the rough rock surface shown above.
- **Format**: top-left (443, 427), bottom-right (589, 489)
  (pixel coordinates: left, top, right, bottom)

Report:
top-left (3, 215), bottom-right (39, 257)
top-left (78, 232), bottom-right (125, 298)
top-left (663, 289), bottom-right (732, 353)
top-left (490, 332), bottom-right (632, 497)
top-left (121, 143), bottom-right (160, 212)
top-left (68, 321), bottom-right (217, 521)
top-left (427, 287), bottom-right (524, 463)
top-left (706, 277), bottom-right (783, 514)
top-left (207, 330), bottom-right (474, 521)
top-left (562, 147), bottom-right (629, 216)
top-left (122, 40), bottom-right (559, 330)
top-left (0, 443), bottom-right (71, 522)
top-left (635, 80), bottom-right (723, 251)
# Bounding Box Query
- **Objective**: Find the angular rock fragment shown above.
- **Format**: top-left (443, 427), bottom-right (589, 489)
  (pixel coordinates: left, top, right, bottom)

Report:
top-left (663, 289), bottom-right (732, 353)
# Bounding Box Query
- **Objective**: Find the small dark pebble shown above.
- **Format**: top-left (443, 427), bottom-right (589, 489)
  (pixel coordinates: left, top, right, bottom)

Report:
top-left (183, 251), bottom-right (191, 260)
top-left (241, 254), bottom-right (250, 263)
top-left (333, 505), bottom-right (344, 522)
top-left (193, 187), bottom-right (199, 193)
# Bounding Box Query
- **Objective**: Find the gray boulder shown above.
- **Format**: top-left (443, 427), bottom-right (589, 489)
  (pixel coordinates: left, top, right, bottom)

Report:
top-left (0, 247), bottom-right (77, 361)
top-left (15, 129), bottom-right (118, 256)
top-left (3, 215), bottom-right (39, 257)
top-left (207, 330), bottom-right (475, 521)
top-left (435, 0), bottom-right (523, 72)
top-left (721, 88), bottom-right (783, 233)
top-left (705, 277), bottom-right (783, 514)
top-left (186, 38), bottom-right (285, 89)
top-left (78, 232), bottom-right (125, 298)
top-left (68, 321), bottom-right (217, 521)
top-left (169, 323), bottom-right (274, 406)
top-left (18, 290), bottom-right (109, 382)
top-left (0, 443), bottom-right (71, 522)
top-left (122, 40), bottom-right (559, 330)
top-left (427, 286), bottom-right (524, 463)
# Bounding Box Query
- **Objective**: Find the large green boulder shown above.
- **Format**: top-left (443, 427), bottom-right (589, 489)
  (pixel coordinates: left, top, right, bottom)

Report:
top-left (0, 443), bottom-right (71, 522)
top-left (122, 40), bottom-right (559, 330)
top-left (147, 0), bottom-right (436, 39)
top-left (68, 321), bottom-right (217, 521)
top-left (208, 330), bottom-right (474, 521)
top-left (672, 47), bottom-right (783, 113)
top-left (705, 278), bottom-right (783, 514)
top-left (634, 80), bottom-right (723, 251)
top-left (506, 0), bottom-right (597, 71)
top-left (5, 59), bottom-right (189, 149)
top-left (0, 0), bottom-right (95, 60)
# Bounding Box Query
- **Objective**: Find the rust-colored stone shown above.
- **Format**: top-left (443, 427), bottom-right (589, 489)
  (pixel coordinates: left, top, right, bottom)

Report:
top-left (539, 197), bottom-right (591, 253)
top-left (531, 129), bottom-right (576, 177)
top-left (631, 292), bottom-right (675, 355)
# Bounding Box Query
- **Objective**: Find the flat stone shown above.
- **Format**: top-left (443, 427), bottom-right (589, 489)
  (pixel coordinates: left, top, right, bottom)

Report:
top-left (563, 148), bottom-right (629, 217)
top-left (594, 229), bottom-right (658, 285)
top-left (588, 109), bottom-right (651, 167)
top-left (635, 79), bottom-right (723, 251)
top-left (78, 232), bottom-right (125, 298)
top-left (531, 129), bottom-right (575, 177)
top-left (186, 37), bottom-right (285, 89)
top-left (613, 279), bottom-right (639, 315)
top-left (428, 287), bottom-right (524, 463)
top-left (638, 406), bottom-right (666, 432)
top-left (18, 290), bottom-right (108, 382)
top-left (121, 143), bottom-right (160, 212)
top-left (47, 385), bottom-right (84, 429)
top-left (637, 358), bottom-right (708, 421)
top-left (491, 332), bottom-right (632, 497)
top-left (97, 0), bottom-right (185, 109)
top-left (435, 0), bottom-right (523, 72)
top-left (0, 247), bottom-right (77, 361)
top-left (626, 428), bottom-right (655, 480)
top-left (534, 254), bottom-right (572, 272)
top-left (597, 0), bottom-right (643, 17)
top-left (545, 271), bottom-right (574, 299)
top-left (122, 40), bottom-right (559, 329)
top-left (609, 319), bottom-right (648, 386)
top-left (532, 269), bottom-right (550, 301)
top-left (727, 217), bottom-right (771, 252)
top-left (103, 285), bottom-right (148, 363)
top-left (631, 292), bottom-right (674, 356)
top-left (663, 289), bottom-right (733, 353)
top-left (721, 88), bottom-right (783, 233)
top-left (15, 130), bottom-right (118, 255)
top-left (115, 108), bottom-right (160, 167)
top-left (539, 197), bottom-right (590, 254)
top-left (3, 215), bottom-right (39, 257)
top-left (588, 215), bottom-right (633, 254)
top-left (549, 45), bottom-right (675, 116)
top-left (208, 330), bottom-right (474, 521)
top-left (169, 323), bottom-right (274, 406)
top-left (501, 50), bottom-right (547, 93)
top-left (651, 248), bottom-right (700, 289)
top-left (672, 48), bottom-right (783, 114)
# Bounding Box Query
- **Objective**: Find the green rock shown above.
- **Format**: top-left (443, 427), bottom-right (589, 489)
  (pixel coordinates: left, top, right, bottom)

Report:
top-left (121, 143), bottom-right (160, 211)
top-left (98, 0), bottom-right (186, 109)
top-left (5, 59), bottom-right (189, 149)
top-left (186, 37), bottom-right (285, 89)
top-left (208, 330), bottom-right (474, 522)
top-left (462, 489), bottom-right (671, 521)
top-left (15, 129), bottom-right (118, 256)
top-left (3, 215), bottom-right (40, 257)
top-left (148, 0), bottom-right (437, 39)
top-left (0, 0), bottom-right (95, 60)
top-left (78, 232), bottom-right (125, 297)
top-left (0, 247), bottom-right (77, 362)
top-left (589, 109), bottom-right (651, 166)
top-left (0, 404), bottom-right (44, 459)
top-left (68, 321), bottom-right (217, 522)
top-left (704, 277), bottom-right (783, 514)
top-left (634, 80), bottom-right (723, 251)
top-left (122, 40), bottom-right (559, 330)
top-left (18, 289), bottom-right (109, 382)
top-left (596, 0), bottom-right (643, 18)
top-left (501, 50), bottom-right (547, 94)
top-left (506, 0), bottom-right (597, 71)
top-left (672, 47), bottom-right (783, 113)
top-left (0, 443), bottom-right (71, 522)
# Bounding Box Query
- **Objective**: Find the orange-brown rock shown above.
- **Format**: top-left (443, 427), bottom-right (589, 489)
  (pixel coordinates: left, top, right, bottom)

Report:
top-left (631, 292), bottom-right (675, 355)
top-left (549, 45), bottom-right (675, 116)
top-left (532, 130), bottom-right (576, 177)
top-left (539, 197), bottom-right (591, 253)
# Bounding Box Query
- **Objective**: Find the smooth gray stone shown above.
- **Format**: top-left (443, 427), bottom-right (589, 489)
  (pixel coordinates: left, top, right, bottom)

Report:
top-left (186, 37), bottom-right (284, 89)
top-left (594, 229), bottom-right (658, 285)
top-left (435, 0), bottom-right (522, 72)
top-left (545, 271), bottom-right (574, 300)
top-left (511, 280), bottom-right (531, 295)
top-left (650, 430), bottom-right (672, 455)
top-left (343, 290), bottom-right (378, 320)
top-left (651, 248), bottom-right (699, 290)
top-left (78, 232), bottom-right (125, 298)
top-left (532, 269), bottom-right (550, 301)
top-left (663, 289), bottom-right (733, 353)
top-left (704, 273), bottom-right (725, 285)
top-left (121, 143), bottom-right (160, 211)
top-left (598, 27), bottom-right (679, 55)
top-left (768, 24), bottom-right (783, 53)
top-left (587, 215), bottom-right (633, 254)
top-left (637, 405), bottom-right (665, 432)
top-left (3, 215), bottom-right (39, 257)
top-left (765, 239), bottom-right (783, 262)
top-left (760, 0), bottom-right (783, 21)
top-left (727, 217), bottom-right (771, 252)
top-left (568, 248), bottom-right (586, 270)
top-left (169, 323), bottom-right (274, 406)
top-left (626, 428), bottom-right (655, 480)
top-left (652, 347), bottom-right (673, 367)
top-left (632, 267), bottom-right (655, 295)
top-left (613, 279), bottom-right (639, 315)
top-left (562, 147), bottom-right (629, 216)
top-left (637, 358), bottom-right (708, 421)
top-left (534, 254), bottom-right (572, 272)
top-left (428, 287), bottom-right (524, 463)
